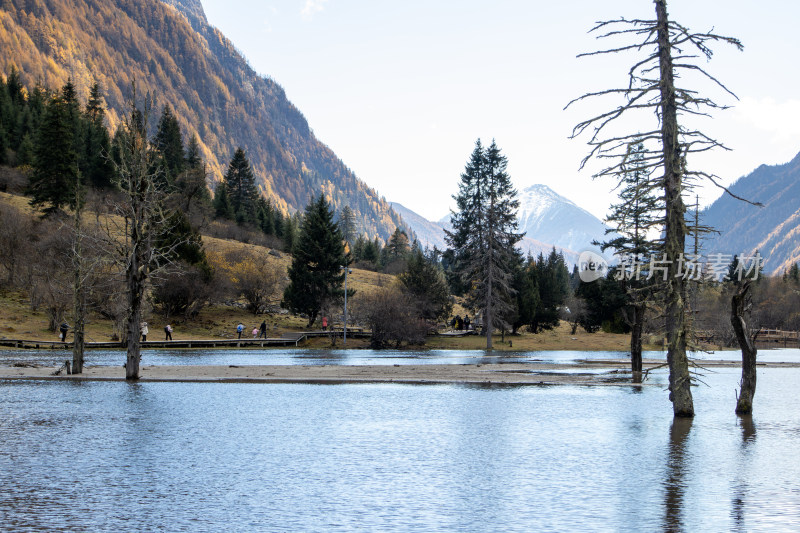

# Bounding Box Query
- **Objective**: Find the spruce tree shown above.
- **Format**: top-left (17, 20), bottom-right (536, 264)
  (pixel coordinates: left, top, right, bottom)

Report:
top-left (339, 205), bottom-right (357, 247)
top-left (399, 248), bottom-right (453, 322)
top-left (223, 147), bottom-right (259, 225)
top-left (213, 181), bottom-right (234, 219)
top-left (282, 195), bottom-right (349, 326)
top-left (154, 104), bottom-right (185, 181)
top-left (446, 139), bottom-right (523, 349)
top-left (597, 141), bottom-right (663, 374)
top-left (185, 134), bottom-right (203, 170)
top-left (84, 81), bottom-right (114, 189)
top-left (28, 92), bottom-right (78, 216)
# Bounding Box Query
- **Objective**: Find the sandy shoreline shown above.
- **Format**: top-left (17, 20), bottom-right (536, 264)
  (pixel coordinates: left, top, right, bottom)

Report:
top-left (1, 359), bottom-right (796, 386)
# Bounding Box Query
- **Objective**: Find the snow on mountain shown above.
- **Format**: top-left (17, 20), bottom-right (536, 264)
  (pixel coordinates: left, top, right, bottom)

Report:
top-left (517, 184), bottom-right (611, 255)
top-left (393, 184), bottom-right (611, 266)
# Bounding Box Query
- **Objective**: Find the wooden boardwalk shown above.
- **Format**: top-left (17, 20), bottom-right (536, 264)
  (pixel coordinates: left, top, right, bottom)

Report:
top-left (754, 329), bottom-right (800, 348)
top-left (0, 329), bottom-right (371, 350)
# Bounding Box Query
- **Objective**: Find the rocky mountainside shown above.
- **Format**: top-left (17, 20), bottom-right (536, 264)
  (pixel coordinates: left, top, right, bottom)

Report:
top-left (0, 0), bottom-right (406, 239)
top-left (389, 203), bottom-right (447, 250)
top-left (702, 150), bottom-right (800, 275)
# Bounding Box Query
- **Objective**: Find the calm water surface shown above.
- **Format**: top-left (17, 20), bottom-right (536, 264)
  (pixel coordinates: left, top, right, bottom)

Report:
top-left (1, 350), bottom-right (799, 531)
top-left (3, 346), bottom-right (799, 368)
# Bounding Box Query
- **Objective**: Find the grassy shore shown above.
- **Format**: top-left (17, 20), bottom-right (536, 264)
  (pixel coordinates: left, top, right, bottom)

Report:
top-left (0, 285), bottom-right (669, 352)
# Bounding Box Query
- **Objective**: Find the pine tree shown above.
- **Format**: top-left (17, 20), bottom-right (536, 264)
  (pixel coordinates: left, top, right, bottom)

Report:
top-left (185, 134), bottom-right (203, 170)
top-left (83, 81), bottom-right (114, 189)
top-left (528, 250), bottom-right (570, 333)
top-left (385, 228), bottom-right (410, 260)
top-left (282, 195), bottom-right (348, 326)
top-left (597, 141), bottom-right (664, 375)
top-left (213, 181), bottom-right (234, 219)
top-left (28, 92), bottom-right (78, 216)
top-left (154, 104), bottom-right (185, 181)
top-left (398, 248), bottom-right (453, 322)
top-left (446, 139), bottom-right (523, 349)
top-left (257, 196), bottom-right (275, 235)
top-left (223, 147), bottom-right (259, 225)
top-left (339, 205), bottom-right (357, 247)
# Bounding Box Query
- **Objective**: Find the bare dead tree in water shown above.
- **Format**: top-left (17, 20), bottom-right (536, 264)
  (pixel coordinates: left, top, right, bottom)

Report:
top-left (567, 0), bottom-right (747, 417)
top-left (731, 279), bottom-right (757, 414)
top-left (104, 88), bottom-right (181, 380)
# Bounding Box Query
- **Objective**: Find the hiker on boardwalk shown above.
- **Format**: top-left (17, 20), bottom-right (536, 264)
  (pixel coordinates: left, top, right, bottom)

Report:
top-left (252, 327), bottom-right (258, 338)
top-left (140, 322), bottom-right (149, 342)
top-left (464, 315), bottom-right (471, 331)
top-left (259, 320), bottom-right (267, 339)
top-left (237, 322), bottom-right (244, 339)
top-left (59, 322), bottom-right (69, 342)
top-left (165, 324), bottom-right (173, 341)
top-left (322, 316), bottom-right (328, 331)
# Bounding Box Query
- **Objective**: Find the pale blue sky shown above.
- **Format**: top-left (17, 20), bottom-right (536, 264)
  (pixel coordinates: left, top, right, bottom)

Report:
top-left (201, 0), bottom-right (800, 221)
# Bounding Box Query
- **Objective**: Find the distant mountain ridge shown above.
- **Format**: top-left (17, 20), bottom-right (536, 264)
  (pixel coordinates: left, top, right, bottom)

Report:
top-left (394, 184), bottom-right (613, 266)
top-left (516, 184), bottom-right (611, 254)
top-left (0, 0), bottom-right (407, 239)
top-left (390, 203), bottom-right (447, 250)
top-left (702, 150), bottom-right (800, 275)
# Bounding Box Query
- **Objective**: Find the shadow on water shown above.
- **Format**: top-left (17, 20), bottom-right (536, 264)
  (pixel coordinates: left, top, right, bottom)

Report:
top-left (731, 415), bottom-right (757, 531)
top-left (663, 417), bottom-right (693, 532)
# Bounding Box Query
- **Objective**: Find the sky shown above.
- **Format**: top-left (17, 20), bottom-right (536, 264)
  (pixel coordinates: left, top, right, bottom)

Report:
top-left (200, 0), bottom-right (800, 222)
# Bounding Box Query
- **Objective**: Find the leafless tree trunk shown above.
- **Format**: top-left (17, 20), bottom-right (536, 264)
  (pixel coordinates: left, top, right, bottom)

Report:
top-left (731, 280), bottom-right (757, 415)
top-left (656, 0), bottom-right (693, 416)
top-left (71, 183), bottom-right (86, 374)
top-left (106, 88), bottom-right (177, 380)
top-left (630, 303), bottom-right (644, 381)
top-left (568, 0), bottom-right (745, 416)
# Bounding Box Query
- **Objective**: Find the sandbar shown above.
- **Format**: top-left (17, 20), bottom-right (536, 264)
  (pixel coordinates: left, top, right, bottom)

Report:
top-left (1, 359), bottom-right (795, 386)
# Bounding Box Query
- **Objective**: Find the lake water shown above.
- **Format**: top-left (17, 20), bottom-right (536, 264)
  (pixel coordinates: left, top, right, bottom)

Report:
top-left (1, 349), bottom-right (799, 531)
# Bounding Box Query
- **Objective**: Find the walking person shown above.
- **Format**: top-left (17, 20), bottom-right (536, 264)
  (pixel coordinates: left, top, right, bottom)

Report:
top-left (259, 320), bottom-right (267, 339)
top-left (59, 321), bottom-right (69, 342)
top-left (140, 322), bottom-right (149, 342)
top-left (165, 324), bottom-right (173, 341)
top-left (322, 316), bottom-right (328, 331)
top-left (236, 322), bottom-right (244, 339)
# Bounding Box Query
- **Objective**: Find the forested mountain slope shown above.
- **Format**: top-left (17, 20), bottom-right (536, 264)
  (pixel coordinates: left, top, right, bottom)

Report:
top-left (702, 150), bottom-right (800, 275)
top-left (0, 0), bottom-right (407, 239)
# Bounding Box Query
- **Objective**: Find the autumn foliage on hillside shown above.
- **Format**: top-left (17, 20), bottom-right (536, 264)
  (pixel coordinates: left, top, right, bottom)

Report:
top-left (0, 0), bottom-right (407, 239)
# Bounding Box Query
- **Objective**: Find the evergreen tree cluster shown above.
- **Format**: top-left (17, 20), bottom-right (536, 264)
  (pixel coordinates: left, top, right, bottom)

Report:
top-left (212, 146), bottom-right (299, 249)
top-left (0, 67), bottom-right (46, 169)
top-left (513, 249), bottom-right (572, 334)
top-left (2, 70), bottom-right (307, 251)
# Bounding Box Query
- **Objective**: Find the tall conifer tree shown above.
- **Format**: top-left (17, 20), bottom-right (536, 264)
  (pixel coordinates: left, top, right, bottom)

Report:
top-left (222, 147), bottom-right (259, 225)
top-left (154, 104), bottom-right (185, 181)
top-left (28, 90), bottom-right (78, 216)
top-left (446, 139), bottom-right (523, 349)
top-left (282, 194), bottom-right (348, 327)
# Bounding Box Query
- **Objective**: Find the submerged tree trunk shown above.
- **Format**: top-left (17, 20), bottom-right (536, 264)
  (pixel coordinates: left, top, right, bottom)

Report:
top-left (125, 256), bottom-right (145, 380)
top-left (630, 303), bottom-right (644, 382)
top-left (71, 189), bottom-right (85, 374)
top-left (657, 0), bottom-right (694, 417)
top-left (731, 281), bottom-right (757, 415)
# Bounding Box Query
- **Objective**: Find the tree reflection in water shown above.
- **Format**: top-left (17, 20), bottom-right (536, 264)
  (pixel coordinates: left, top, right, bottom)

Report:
top-left (663, 417), bottom-right (693, 531)
top-left (731, 415), bottom-right (757, 531)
